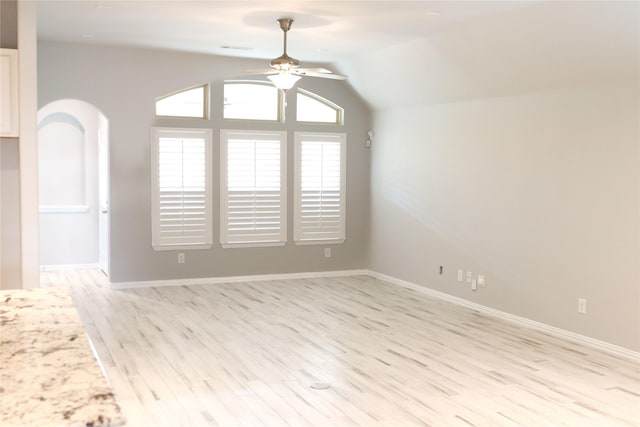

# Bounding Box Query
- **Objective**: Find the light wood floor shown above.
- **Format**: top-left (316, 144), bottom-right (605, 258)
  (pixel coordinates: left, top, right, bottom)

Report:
top-left (41, 270), bottom-right (639, 427)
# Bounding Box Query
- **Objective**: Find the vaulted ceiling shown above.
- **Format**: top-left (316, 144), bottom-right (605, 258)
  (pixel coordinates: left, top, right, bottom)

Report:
top-left (36, 1), bottom-right (526, 61)
top-left (36, 1), bottom-right (639, 110)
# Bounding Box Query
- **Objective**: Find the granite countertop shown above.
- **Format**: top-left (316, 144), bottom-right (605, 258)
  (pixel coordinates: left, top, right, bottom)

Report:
top-left (0, 287), bottom-right (125, 427)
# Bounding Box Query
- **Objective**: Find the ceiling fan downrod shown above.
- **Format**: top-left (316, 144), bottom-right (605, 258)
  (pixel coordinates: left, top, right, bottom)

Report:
top-left (270, 17), bottom-right (300, 70)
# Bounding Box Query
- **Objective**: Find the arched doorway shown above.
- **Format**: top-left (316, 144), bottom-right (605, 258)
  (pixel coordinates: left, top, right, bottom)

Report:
top-left (37, 100), bottom-right (110, 276)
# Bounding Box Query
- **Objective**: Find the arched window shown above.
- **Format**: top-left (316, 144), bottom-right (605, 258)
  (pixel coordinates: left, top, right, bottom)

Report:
top-left (297, 89), bottom-right (343, 125)
top-left (223, 81), bottom-right (283, 122)
top-left (155, 84), bottom-right (208, 119)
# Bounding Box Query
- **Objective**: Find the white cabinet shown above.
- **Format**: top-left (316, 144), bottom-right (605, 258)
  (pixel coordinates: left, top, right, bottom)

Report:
top-left (0, 49), bottom-right (19, 137)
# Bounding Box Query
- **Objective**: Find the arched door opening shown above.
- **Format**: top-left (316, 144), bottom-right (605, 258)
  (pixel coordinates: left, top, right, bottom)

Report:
top-left (37, 100), bottom-right (110, 276)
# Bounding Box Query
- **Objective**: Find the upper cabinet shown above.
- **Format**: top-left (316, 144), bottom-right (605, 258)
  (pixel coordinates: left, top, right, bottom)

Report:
top-left (0, 49), bottom-right (19, 137)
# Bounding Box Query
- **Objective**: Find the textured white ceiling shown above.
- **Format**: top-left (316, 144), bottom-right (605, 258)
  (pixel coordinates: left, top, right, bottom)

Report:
top-left (36, 1), bottom-right (639, 109)
top-left (36, 1), bottom-right (525, 62)
top-left (342, 1), bottom-right (640, 109)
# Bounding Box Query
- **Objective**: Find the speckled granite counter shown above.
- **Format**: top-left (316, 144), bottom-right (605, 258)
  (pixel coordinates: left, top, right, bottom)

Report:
top-left (0, 288), bottom-right (124, 427)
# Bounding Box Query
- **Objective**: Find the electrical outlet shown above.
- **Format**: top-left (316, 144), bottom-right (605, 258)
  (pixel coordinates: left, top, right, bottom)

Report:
top-left (177, 253), bottom-right (185, 264)
top-left (324, 248), bottom-right (332, 258)
top-left (466, 271), bottom-right (472, 283)
top-left (439, 266), bottom-right (444, 275)
top-left (471, 279), bottom-right (477, 291)
top-left (578, 298), bottom-right (587, 314)
top-left (478, 275), bottom-right (486, 287)
top-left (457, 270), bottom-right (463, 282)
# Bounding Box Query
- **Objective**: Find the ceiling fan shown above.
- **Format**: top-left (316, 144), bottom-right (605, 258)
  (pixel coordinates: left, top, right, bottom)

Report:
top-left (257, 18), bottom-right (347, 90)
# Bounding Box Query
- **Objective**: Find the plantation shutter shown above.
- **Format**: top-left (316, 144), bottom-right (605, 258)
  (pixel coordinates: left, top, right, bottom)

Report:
top-left (220, 130), bottom-right (286, 247)
top-left (151, 128), bottom-right (212, 249)
top-left (294, 132), bottom-right (346, 243)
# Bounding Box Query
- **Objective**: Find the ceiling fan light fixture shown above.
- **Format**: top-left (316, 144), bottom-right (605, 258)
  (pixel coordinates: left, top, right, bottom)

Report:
top-left (268, 72), bottom-right (301, 90)
top-left (247, 17), bottom-right (346, 86)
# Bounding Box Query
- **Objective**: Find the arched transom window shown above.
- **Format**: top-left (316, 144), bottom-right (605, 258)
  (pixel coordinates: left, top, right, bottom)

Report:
top-left (155, 84), bottom-right (208, 119)
top-left (297, 89), bottom-right (343, 125)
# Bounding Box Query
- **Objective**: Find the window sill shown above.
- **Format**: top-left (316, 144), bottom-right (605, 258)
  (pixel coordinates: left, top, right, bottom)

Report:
top-left (221, 241), bottom-right (286, 249)
top-left (153, 244), bottom-right (212, 251)
top-left (294, 239), bottom-right (344, 246)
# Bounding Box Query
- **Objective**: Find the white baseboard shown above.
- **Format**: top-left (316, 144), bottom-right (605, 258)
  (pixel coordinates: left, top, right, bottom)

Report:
top-left (368, 270), bottom-right (640, 362)
top-left (110, 269), bottom-right (369, 290)
top-left (40, 263), bottom-right (100, 271)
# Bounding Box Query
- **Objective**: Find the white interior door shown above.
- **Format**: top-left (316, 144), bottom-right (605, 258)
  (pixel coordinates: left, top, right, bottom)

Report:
top-left (98, 126), bottom-right (110, 275)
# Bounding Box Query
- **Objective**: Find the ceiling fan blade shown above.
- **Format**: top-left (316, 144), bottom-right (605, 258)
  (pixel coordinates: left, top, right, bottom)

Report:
top-left (244, 69), bottom-right (278, 75)
top-left (293, 69), bottom-right (347, 80)
top-left (295, 67), bottom-right (334, 74)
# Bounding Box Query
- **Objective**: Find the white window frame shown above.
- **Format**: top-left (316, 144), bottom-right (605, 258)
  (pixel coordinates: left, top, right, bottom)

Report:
top-left (155, 84), bottom-right (209, 119)
top-left (294, 132), bottom-right (346, 245)
top-left (223, 81), bottom-right (284, 122)
top-left (151, 127), bottom-right (213, 251)
top-left (220, 129), bottom-right (287, 248)
top-left (296, 88), bottom-right (344, 125)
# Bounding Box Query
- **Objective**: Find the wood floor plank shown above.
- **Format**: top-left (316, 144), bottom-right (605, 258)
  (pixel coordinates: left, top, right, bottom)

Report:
top-left (39, 270), bottom-right (640, 426)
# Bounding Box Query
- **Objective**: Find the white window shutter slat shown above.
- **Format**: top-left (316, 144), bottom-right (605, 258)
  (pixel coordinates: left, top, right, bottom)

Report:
top-left (221, 130), bottom-right (287, 247)
top-left (152, 128), bottom-right (212, 250)
top-left (294, 132), bottom-right (346, 243)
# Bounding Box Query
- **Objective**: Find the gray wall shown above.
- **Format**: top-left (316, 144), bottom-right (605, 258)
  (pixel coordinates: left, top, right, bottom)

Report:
top-left (0, 0), bottom-right (17, 49)
top-left (340, 0), bottom-right (640, 353)
top-left (368, 83), bottom-right (640, 352)
top-left (38, 41), bottom-right (371, 283)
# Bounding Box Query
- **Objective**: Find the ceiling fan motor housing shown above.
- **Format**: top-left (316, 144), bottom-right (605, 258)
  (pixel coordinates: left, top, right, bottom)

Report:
top-left (270, 54), bottom-right (300, 69)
